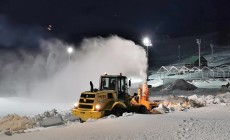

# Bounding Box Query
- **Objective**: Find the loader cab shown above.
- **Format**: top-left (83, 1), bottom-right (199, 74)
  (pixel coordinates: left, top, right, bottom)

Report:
top-left (100, 75), bottom-right (129, 100)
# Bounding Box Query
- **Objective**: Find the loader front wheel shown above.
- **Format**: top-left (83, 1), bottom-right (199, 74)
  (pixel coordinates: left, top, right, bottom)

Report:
top-left (79, 118), bottom-right (84, 123)
top-left (112, 108), bottom-right (123, 117)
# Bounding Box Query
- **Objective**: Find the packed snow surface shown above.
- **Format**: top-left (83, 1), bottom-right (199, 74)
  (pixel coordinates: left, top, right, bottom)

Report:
top-left (1, 79), bottom-right (230, 139)
top-left (1, 104), bottom-right (230, 140)
top-left (1, 91), bottom-right (230, 139)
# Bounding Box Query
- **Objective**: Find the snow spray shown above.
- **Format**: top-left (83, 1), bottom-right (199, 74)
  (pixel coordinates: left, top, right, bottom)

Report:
top-left (0, 17), bottom-right (147, 102)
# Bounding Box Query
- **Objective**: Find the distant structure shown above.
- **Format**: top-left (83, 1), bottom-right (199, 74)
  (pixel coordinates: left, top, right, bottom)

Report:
top-left (185, 56), bottom-right (208, 68)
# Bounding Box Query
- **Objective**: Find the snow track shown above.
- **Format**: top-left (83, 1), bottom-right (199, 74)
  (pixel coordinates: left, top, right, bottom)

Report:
top-left (176, 118), bottom-right (230, 139)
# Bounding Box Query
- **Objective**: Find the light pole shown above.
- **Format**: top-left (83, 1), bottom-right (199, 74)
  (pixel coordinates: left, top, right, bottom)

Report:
top-left (143, 37), bottom-right (152, 81)
top-left (67, 47), bottom-right (73, 64)
top-left (178, 45), bottom-right (181, 61)
top-left (228, 33), bottom-right (230, 48)
top-left (196, 39), bottom-right (201, 68)
top-left (210, 43), bottom-right (214, 61)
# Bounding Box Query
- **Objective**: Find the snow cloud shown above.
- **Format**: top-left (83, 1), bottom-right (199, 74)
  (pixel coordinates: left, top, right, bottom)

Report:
top-left (31, 36), bottom-right (147, 102)
top-left (0, 17), bottom-right (147, 103)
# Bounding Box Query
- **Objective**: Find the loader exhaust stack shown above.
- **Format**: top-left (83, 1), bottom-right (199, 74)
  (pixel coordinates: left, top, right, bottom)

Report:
top-left (90, 81), bottom-right (93, 92)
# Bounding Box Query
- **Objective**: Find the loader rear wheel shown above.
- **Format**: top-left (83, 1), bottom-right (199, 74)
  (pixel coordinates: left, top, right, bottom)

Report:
top-left (139, 106), bottom-right (148, 114)
top-left (111, 108), bottom-right (123, 117)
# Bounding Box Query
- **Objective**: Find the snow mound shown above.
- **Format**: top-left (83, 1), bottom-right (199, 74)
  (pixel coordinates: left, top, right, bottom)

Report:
top-left (39, 116), bottom-right (64, 127)
top-left (99, 113), bottom-right (133, 120)
top-left (216, 92), bottom-right (230, 104)
top-left (0, 109), bottom-right (80, 136)
top-left (155, 103), bottom-right (170, 113)
top-left (86, 119), bottom-right (97, 122)
top-left (0, 114), bottom-right (35, 132)
top-left (167, 79), bottom-right (197, 91)
top-left (122, 112), bottom-right (134, 117)
top-left (157, 95), bottom-right (207, 113)
top-left (188, 92), bottom-right (230, 106)
top-left (188, 95), bottom-right (206, 107)
top-left (35, 109), bottom-right (79, 127)
top-left (106, 115), bottom-right (117, 119)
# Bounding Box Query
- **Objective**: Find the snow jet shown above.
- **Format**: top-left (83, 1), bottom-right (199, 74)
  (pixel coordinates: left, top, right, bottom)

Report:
top-left (0, 17), bottom-right (148, 103)
top-left (31, 36), bottom-right (147, 102)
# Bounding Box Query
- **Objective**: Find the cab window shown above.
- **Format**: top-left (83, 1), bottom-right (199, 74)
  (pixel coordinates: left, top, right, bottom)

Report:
top-left (117, 77), bottom-right (127, 99)
top-left (101, 77), bottom-right (116, 90)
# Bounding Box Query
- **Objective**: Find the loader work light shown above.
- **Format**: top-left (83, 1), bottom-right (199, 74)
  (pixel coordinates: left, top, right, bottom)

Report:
top-left (95, 104), bottom-right (101, 111)
top-left (74, 102), bottom-right (79, 108)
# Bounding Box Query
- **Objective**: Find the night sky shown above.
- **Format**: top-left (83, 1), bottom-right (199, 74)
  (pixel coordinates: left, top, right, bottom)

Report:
top-left (0, 0), bottom-right (229, 44)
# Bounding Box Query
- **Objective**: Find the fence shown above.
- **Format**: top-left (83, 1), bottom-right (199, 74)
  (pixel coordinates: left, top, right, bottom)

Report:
top-left (156, 65), bottom-right (230, 79)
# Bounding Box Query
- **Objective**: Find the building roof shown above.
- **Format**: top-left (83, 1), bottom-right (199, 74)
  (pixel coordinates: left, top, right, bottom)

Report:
top-left (186, 55), bottom-right (206, 64)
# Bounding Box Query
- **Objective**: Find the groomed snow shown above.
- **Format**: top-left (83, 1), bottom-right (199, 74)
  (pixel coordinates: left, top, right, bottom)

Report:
top-left (1, 104), bottom-right (230, 140)
top-left (1, 78), bottom-right (230, 139)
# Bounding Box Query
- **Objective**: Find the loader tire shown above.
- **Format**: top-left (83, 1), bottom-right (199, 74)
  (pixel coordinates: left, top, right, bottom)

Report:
top-left (139, 106), bottom-right (148, 114)
top-left (112, 108), bottom-right (123, 117)
top-left (79, 118), bottom-right (84, 123)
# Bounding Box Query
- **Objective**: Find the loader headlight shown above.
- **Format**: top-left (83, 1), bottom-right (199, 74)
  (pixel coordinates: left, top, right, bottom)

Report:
top-left (95, 104), bottom-right (101, 111)
top-left (74, 102), bottom-right (79, 108)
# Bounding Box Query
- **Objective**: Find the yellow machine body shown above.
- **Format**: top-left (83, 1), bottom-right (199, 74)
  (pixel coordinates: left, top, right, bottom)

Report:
top-left (72, 74), bottom-right (159, 122)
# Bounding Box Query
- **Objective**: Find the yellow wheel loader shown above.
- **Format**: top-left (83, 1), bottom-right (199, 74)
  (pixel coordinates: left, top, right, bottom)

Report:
top-left (72, 73), bottom-right (160, 122)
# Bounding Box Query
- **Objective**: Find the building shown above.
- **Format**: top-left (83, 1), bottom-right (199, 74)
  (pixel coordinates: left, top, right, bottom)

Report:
top-left (185, 56), bottom-right (208, 68)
